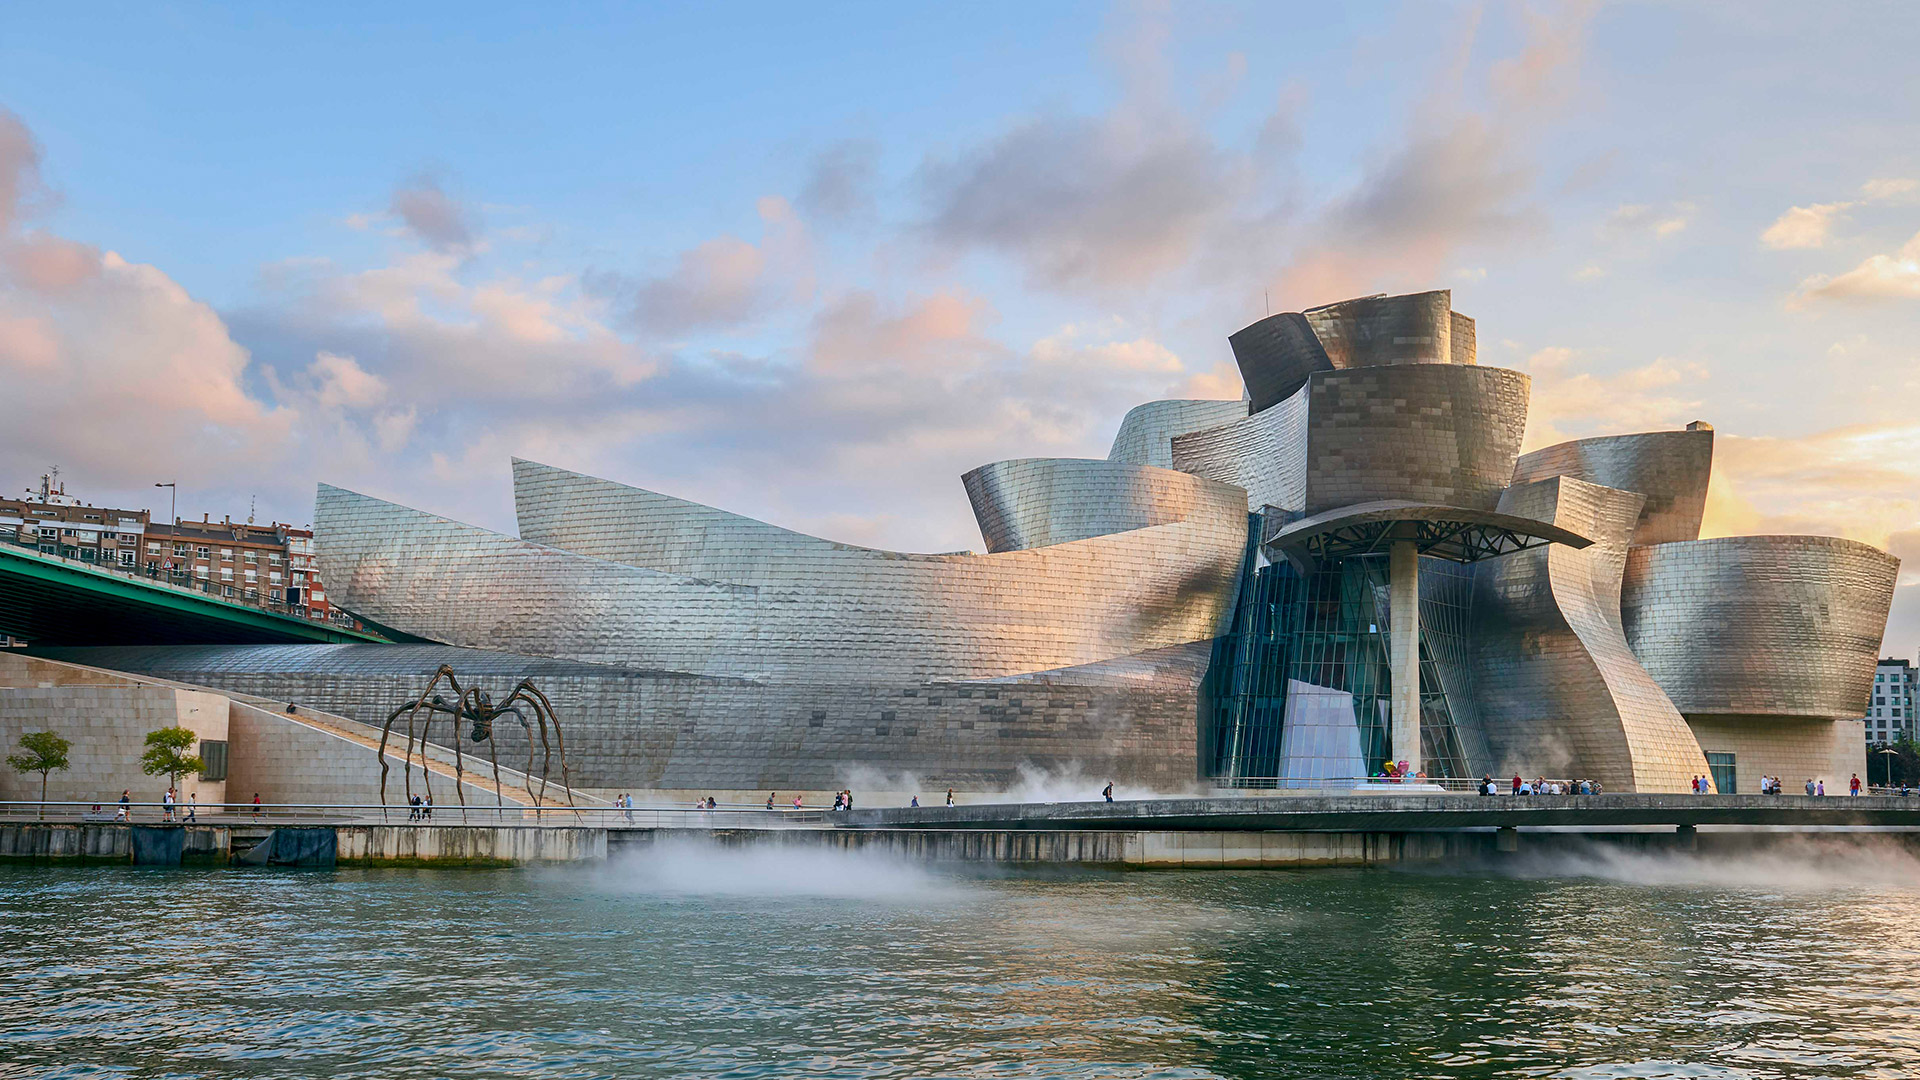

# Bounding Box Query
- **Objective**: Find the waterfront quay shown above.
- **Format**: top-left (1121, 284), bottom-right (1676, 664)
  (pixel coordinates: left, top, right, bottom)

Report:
top-left (5, 793), bottom-right (1919, 870)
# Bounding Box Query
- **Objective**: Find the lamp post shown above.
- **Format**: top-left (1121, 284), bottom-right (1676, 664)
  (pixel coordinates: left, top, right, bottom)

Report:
top-left (1877, 746), bottom-right (1900, 793)
top-left (153, 482), bottom-right (176, 529)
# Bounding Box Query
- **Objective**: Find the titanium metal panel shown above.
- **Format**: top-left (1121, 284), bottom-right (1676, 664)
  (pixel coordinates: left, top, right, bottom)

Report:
top-left (321, 476), bottom-right (1245, 683)
top-left (1621, 535), bottom-right (1898, 720)
top-left (1302, 290), bottom-right (1459, 370)
top-left (1471, 476), bottom-right (1711, 792)
top-left (961, 459), bottom-right (1246, 553)
top-left (1513, 428), bottom-right (1714, 546)
top-left (1304, 365), bottom-right (1529, 514)
top-left (1227, 312), bottom-right (1333, 412)
top-left (46, 641), bottom-right (1213, 793)
top-left (1107, 399), bottom-right (1249, 468)
top-left (1170, 382), bottom-right (1310, 513)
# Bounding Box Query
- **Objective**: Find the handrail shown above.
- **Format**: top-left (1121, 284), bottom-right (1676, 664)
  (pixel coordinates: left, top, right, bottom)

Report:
top-left (0, 799), bottom-right (835, 827)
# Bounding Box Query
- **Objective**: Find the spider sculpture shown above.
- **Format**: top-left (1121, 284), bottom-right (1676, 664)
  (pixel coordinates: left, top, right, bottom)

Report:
top-left (377, 665), bottom-right (575, 814)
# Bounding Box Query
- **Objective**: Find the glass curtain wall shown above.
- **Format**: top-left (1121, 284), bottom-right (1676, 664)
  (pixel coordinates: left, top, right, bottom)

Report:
top-left (1202, 521), bottom-right (1482, 786)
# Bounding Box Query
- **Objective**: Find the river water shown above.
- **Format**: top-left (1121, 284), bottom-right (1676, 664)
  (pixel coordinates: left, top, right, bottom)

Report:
top-left (5, 838), bottom-right (1919, 1079)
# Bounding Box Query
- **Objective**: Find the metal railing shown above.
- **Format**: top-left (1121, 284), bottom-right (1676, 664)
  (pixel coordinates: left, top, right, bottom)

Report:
top-left (1219, 776), bottom-right (1598, 794)
top-left (0, 800), bottom-right (830, 828)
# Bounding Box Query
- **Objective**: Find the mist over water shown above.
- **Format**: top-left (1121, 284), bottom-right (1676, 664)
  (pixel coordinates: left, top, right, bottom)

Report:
top-left (6, 848), bottom-right (1920, 1079)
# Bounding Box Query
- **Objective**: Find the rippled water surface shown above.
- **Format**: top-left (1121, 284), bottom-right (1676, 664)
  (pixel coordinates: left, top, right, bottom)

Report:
top-left (6, 840), bottom-right (1920, 1079)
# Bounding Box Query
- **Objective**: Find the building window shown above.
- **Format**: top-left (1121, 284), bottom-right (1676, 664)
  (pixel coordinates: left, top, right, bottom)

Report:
top-left (1705, 751), bottom-right (1736, 795)
top-left (244, 551), bottom-right (256, 564)
top-left (198, 740), bottom-right (228, 782)
top-left (244, 569), bottom-right (257, 581)
top-left (195, 546), bottom-right (210, 558)
top-left (220, 548), bottom-right (234, 561)
top-left (269, 588), bottom-right (283, 601)
top-left (118, 550), bottom-right (135, 566)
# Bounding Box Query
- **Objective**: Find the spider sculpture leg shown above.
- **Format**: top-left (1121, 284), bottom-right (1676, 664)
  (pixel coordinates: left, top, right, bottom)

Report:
top-left (379, 666), bottom-right (464, 815)
top-left (515, 682), bottom-right (575, 807)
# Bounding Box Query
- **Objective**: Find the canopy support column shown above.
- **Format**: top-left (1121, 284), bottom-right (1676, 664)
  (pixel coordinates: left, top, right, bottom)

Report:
top-left (1389, 537), bottom-right (1421, 777)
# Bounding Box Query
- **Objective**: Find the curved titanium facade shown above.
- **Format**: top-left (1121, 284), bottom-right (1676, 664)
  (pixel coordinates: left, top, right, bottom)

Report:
top-left (41, 641), bottom-right (1214, 793)
top-left (1621, 536), bottom-right (1898, 720)
top-left (1227, 312), bottom-right (1332, 412)
top-left (960, 459), bottom-right (1247, 554)
top-left (1169, 384), bottom-right (1310, 512)
top-left (1108, 399), bottom-right (1248, 469)
top-left (1301, 291), bottom-right (1470, 370)
top-left (1512, 428), bottom-right (1714, 546)
top-left (324, 467), bottom-right (1246, 683)
top-left (1472, 476), bottom-right (1712, 791)
top-left (1304, 365), bottom-right (1529, 514)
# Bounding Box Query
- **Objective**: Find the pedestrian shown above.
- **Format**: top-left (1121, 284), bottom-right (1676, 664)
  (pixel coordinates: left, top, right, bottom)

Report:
top-left (1102, 782), bottom-right (1114, 803)
top-left (767, 792), bottom-right (776, 811)
top-left (408, 794), bottom-right (420, 821)
top-left (792, 794), bottom-right (803, 809)
top-left (624, 794), bottom-right (635, 823)
top-left (423, 793), bottom-right (433, 819)
top-left (163, 786), bottom-right (176, 822)
top-left (1850, 773), bottom-right (1862, 796)
top-left (1805, 778), bottom-right (1816, 796)
top-left (844, 790), bottom-right (854, 811)
top-left (832, 791), bottom-right (844, 811)
top-left (946, 788), bottom-right (955, 807)
top-left (909, 795), bottom-right (919, 807)
top-left (186, 792), bottom-right (197, 822)
top-left (251, 792), bottom-right (261, 819)
top-left (1816, 780), bottom-right (1825, 797)
top-left (118, 790), bottom-right (131, 820)
top-left (1511, 774), bottom-right (1522, 795)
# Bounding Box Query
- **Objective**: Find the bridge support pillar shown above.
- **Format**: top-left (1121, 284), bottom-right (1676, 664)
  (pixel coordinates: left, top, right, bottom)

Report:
top-left (1495, 825), bottom-right (1519, 853)
top-left (1674, 823), bottom-right (1697, 851)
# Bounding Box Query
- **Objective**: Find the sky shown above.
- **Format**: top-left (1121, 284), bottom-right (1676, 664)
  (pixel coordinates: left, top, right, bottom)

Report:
top-left (2, 1), bottom-right (1920, 648)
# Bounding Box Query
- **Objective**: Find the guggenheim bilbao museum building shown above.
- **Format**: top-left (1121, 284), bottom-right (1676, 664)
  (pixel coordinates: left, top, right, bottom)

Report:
top-left (67, 290), bottom-right (1897, 796)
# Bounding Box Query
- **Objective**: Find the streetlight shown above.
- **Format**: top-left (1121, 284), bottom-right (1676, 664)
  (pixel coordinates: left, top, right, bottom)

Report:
top-left (153, 482), bottom-right (176, 529)
top-left (1877, 746), bottom-right (1901, 793)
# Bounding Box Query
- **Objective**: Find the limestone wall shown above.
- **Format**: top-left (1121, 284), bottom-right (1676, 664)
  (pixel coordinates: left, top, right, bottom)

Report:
top-left (0, 653), bottom-right (228, 808)
top-left (1684, 716), bottom-right (1866, 793)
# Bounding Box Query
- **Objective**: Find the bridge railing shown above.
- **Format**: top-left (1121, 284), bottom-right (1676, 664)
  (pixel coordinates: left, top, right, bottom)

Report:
top-left (1217, 776), bottom-right (1596, 794)
top-left (0, 800), bottom-right (830, 828)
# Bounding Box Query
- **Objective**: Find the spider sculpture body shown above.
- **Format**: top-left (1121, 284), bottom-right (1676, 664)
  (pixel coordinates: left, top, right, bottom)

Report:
top-left (377, 665), bottom-right (575, 813)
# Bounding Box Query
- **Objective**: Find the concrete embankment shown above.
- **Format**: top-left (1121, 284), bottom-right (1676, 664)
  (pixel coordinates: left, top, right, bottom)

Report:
top-left (615, 827), bottom-right (1504, 867)
top-left (0, 822), bottom-right (603, 867)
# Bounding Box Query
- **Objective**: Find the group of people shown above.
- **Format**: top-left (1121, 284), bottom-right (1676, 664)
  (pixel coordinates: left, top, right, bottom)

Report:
top-left (1483, 775), bottom-right (1602, 796)
top-left (405, 793), bottom-right (433, 820)
top-left (1689, 775), bottom-right (1715, 794)
top-left (830, 790), bottom-right (855, 811)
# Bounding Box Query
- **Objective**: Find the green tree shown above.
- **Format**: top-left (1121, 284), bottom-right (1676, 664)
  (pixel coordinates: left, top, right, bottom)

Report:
top-left (7, 731), bottom-right (71, 818)
top-left (139, 726), bottom-right (204, 793)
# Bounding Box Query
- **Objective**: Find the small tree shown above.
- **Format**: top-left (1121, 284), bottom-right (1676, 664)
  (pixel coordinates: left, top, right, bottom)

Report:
top-left (7, 731), bottom-right (71, 818)
top-left (140, 726), bottom-right (204, 795)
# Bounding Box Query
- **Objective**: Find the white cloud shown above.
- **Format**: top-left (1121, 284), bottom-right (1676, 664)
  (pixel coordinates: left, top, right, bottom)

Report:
top-left (1761, 201), bottom-right (1851, 249)
top-left (1792, 230), bottom-right (1920, 305)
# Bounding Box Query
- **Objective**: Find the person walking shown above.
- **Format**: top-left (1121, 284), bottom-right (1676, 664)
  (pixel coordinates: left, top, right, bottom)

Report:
top-left (1816, 780), bottom-right (1825, 797)
top-left (1805, 778), bottom-right (1816, 796)
top-left (185, 792), bottom-right (197, 822)
top-left (909, 795), bottom-right (919, 807)
top-left (163, 786), bottom-right (176, 822)
top-left (118, 790), bottom-right (131, 820)
top-left (1102, 782), bottom-right (1114, 803)
top-left (423, 793), bottom-right (433, 819)
top-left (1850, 773), bottom-right (1862, 796)
top-left (792, 794), bottom-right (803, 809)
top-left (766, 792), bottom-right (776, 811)
top-left (946, 788), bottom-right (955, 807)
top-left (251, 792), bottom-right (261, 819)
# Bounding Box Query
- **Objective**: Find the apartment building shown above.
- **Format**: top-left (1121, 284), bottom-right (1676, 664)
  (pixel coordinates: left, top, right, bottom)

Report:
top-left (1866, 658), bottom-right (1916, 745)
top-left (142, 515), bottom-right (340, 622)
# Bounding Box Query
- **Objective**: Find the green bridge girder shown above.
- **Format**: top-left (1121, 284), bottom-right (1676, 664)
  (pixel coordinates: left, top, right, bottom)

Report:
top-left (0, 544), bottom-right (388, 646)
